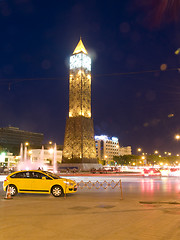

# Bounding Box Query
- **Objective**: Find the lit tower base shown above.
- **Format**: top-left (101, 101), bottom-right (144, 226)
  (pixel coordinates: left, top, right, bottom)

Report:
top-left (62, 39), bottom-right (101, 171)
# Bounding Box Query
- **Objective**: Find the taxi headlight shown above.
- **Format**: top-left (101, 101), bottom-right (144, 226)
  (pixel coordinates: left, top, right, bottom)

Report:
top-left (64, 181), bottom-right (74, 186)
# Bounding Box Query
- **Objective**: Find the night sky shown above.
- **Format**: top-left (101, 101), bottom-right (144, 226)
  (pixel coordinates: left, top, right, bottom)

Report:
top-left (1, 0), bottom-right (180, 154)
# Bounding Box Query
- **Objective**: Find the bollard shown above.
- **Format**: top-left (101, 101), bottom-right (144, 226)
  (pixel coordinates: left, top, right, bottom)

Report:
top-left (64, 182), bottom-right (67, 199)
top-left (119, 179), bottom-right (123, 200)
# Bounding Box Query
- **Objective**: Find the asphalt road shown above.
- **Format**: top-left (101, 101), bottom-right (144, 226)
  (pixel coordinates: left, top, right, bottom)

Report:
top-left (0, 176), bottom-right (180, 240)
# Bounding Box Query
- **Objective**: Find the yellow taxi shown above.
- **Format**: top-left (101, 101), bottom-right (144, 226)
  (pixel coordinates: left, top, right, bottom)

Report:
top-left (3, 170), bottom-right (77, 197)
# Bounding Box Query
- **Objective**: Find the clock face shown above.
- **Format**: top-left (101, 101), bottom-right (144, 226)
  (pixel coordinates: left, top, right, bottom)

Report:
top-left (82, 54), bottom-right (91, 71)
top-left (70, 53), bottom-right (91, 71)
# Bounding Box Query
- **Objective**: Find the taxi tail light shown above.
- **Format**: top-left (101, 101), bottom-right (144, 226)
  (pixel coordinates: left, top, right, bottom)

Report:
top-left (4, 177), bottom-right (8, 182)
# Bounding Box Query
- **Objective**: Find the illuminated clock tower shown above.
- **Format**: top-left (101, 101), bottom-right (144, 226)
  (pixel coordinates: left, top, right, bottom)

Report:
top-left (62, 39), bottom-right (97, 164)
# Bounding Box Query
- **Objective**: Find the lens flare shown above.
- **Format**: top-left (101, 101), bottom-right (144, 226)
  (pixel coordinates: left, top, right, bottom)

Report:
top-left (136, 0), bottom-right (180, 27)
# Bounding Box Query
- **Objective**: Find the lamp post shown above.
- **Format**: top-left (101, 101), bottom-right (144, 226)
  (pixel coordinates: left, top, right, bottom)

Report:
top-left (28, 150), bottom-right (32, 163)
top-left (141, 156), bottom-right (146, 166)
top-left (24, 142), bottom-right (29, 164)
top-left (137, 148), bottom-right (142, 156)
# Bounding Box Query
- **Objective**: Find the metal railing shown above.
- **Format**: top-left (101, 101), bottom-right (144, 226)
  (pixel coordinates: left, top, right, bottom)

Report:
top-left (64, 179), bottom-right (123, 200)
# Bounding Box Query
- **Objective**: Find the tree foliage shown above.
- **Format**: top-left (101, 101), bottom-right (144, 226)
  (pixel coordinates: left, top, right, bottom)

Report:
top-left (113, 154), bottom-right (180, 165)
top-left (113, 155), bottom-right (141, 165)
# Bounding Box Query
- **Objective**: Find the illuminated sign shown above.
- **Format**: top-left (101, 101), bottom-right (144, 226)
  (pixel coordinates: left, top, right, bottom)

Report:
top-left (95, 135), bottom-right (119, 142)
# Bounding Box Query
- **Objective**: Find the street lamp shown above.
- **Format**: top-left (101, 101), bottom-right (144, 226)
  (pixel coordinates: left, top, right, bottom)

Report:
top-left (49, 148), bottom-right (54, 154)
top-left (104, 155), bottom-right (108, 165)
top-left (154, 150), bottom-right (158, 154)
top-left (175, 134), bottom-right (180, 140)
top-left (141, 156), bottom-right (146, 166)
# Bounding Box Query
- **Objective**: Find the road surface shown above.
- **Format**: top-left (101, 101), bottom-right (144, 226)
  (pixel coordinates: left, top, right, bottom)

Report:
top-left (0, 176), bottom-right (180, 240)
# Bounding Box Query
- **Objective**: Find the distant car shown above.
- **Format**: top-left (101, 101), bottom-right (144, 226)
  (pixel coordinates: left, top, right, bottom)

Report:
top-left (169, 168), bottom-right (180, 177)
top-left (3, 170), bottom-right (77, 197)
top-left (160, 168), bottom-right (180, 177)
top-left (160, 168), bottom-right (170, 177)
top-left (143, 168), bottom-right (161, 177)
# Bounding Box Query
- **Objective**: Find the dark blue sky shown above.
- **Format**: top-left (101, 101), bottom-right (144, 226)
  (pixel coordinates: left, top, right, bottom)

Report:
top-left (1, 0), bottom-right (180, 154)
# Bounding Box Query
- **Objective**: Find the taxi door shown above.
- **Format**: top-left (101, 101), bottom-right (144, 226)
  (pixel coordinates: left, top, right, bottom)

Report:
top-left (30, 172), bottom-right (53, 193)
top-left (12, 171), bottom-right (32, 192)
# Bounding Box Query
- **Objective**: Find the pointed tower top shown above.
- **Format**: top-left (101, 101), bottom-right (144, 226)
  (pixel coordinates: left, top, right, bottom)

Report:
top-left (73, 38), bottom-right (88, 55)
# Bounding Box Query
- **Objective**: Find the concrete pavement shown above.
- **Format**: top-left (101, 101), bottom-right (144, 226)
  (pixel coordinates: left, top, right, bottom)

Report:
top-left (1, 183), bottom-right (180, 240)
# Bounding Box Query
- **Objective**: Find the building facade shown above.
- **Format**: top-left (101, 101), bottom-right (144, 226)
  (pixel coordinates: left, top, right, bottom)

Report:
top-left (0, 126), bottom-right (43, 154)
top-left (62, 39), bottom-right (97, 163)
top-left (30, 149), bottom-right (62, 165)
top-left (95, 135), bottom-right (119, 162)
top-left (0, 152), bottom-right (17, 168)
top-left (0, 145), bottom-right (63, 170)
top-left (119, 146), bottom-right (132, 156)
top-left (95, 135), bottom-right (132, 162)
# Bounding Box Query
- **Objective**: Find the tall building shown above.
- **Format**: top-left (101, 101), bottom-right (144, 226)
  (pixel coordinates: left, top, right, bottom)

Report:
top-left (0, 126), bottom-right (43, 154)
top-left (95, 135), bottom-right (119, 162)
top-left (95, 135), bottom-right (132, 162)
top-left (62, 39), bottom-right (97, 164)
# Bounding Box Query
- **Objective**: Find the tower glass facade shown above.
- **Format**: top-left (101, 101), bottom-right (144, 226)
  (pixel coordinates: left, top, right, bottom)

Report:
top-left (69, 53), bottom-right (91, 118)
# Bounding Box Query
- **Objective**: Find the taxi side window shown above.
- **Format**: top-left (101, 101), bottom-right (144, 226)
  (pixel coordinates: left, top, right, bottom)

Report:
top-left (24, 172), bottom-right (31, 178)
top-left (11, 172), bottom-right (26, 178)
top-left (31, 172), bottom-right (41, 179)
top-left (40, 173), bottom-right (52, 180)
top-left (31, 172), bottom-right (52, 180)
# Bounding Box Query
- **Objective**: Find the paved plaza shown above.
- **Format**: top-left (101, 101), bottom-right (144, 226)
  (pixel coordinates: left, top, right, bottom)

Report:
top-left (0, 176), bottom-right (180, 240)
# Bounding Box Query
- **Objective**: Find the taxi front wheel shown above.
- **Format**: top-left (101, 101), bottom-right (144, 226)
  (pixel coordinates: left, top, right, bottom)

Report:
top-left (51, 185), bottom-right (64, 197)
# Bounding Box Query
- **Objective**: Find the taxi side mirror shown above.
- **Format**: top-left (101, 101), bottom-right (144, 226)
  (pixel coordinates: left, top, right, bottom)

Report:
top-left (42, 177), bottom-right (46, 180)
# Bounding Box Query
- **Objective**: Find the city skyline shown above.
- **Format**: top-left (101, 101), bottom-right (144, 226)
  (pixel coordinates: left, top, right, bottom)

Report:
top-left (0, 1), bottom-right (180, 154)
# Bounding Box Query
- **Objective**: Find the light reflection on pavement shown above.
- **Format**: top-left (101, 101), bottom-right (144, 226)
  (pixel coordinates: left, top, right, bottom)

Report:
top-left (1, 175), bottom-right (180, 199)
top-left (62, 176), bottom-right (180, 201)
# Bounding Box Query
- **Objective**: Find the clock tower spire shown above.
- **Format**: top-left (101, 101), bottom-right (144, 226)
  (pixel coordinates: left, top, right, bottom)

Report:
top-left (73, 38), bottom-right (88, 55)
top-left (62, 39), bottom-right (97, 166)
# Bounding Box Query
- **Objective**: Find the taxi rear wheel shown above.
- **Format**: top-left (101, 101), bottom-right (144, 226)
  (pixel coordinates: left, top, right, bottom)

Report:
top-left (51, 185), bottom-right (64, 197)
top-left (7, 185), bottom-right (17, 196)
